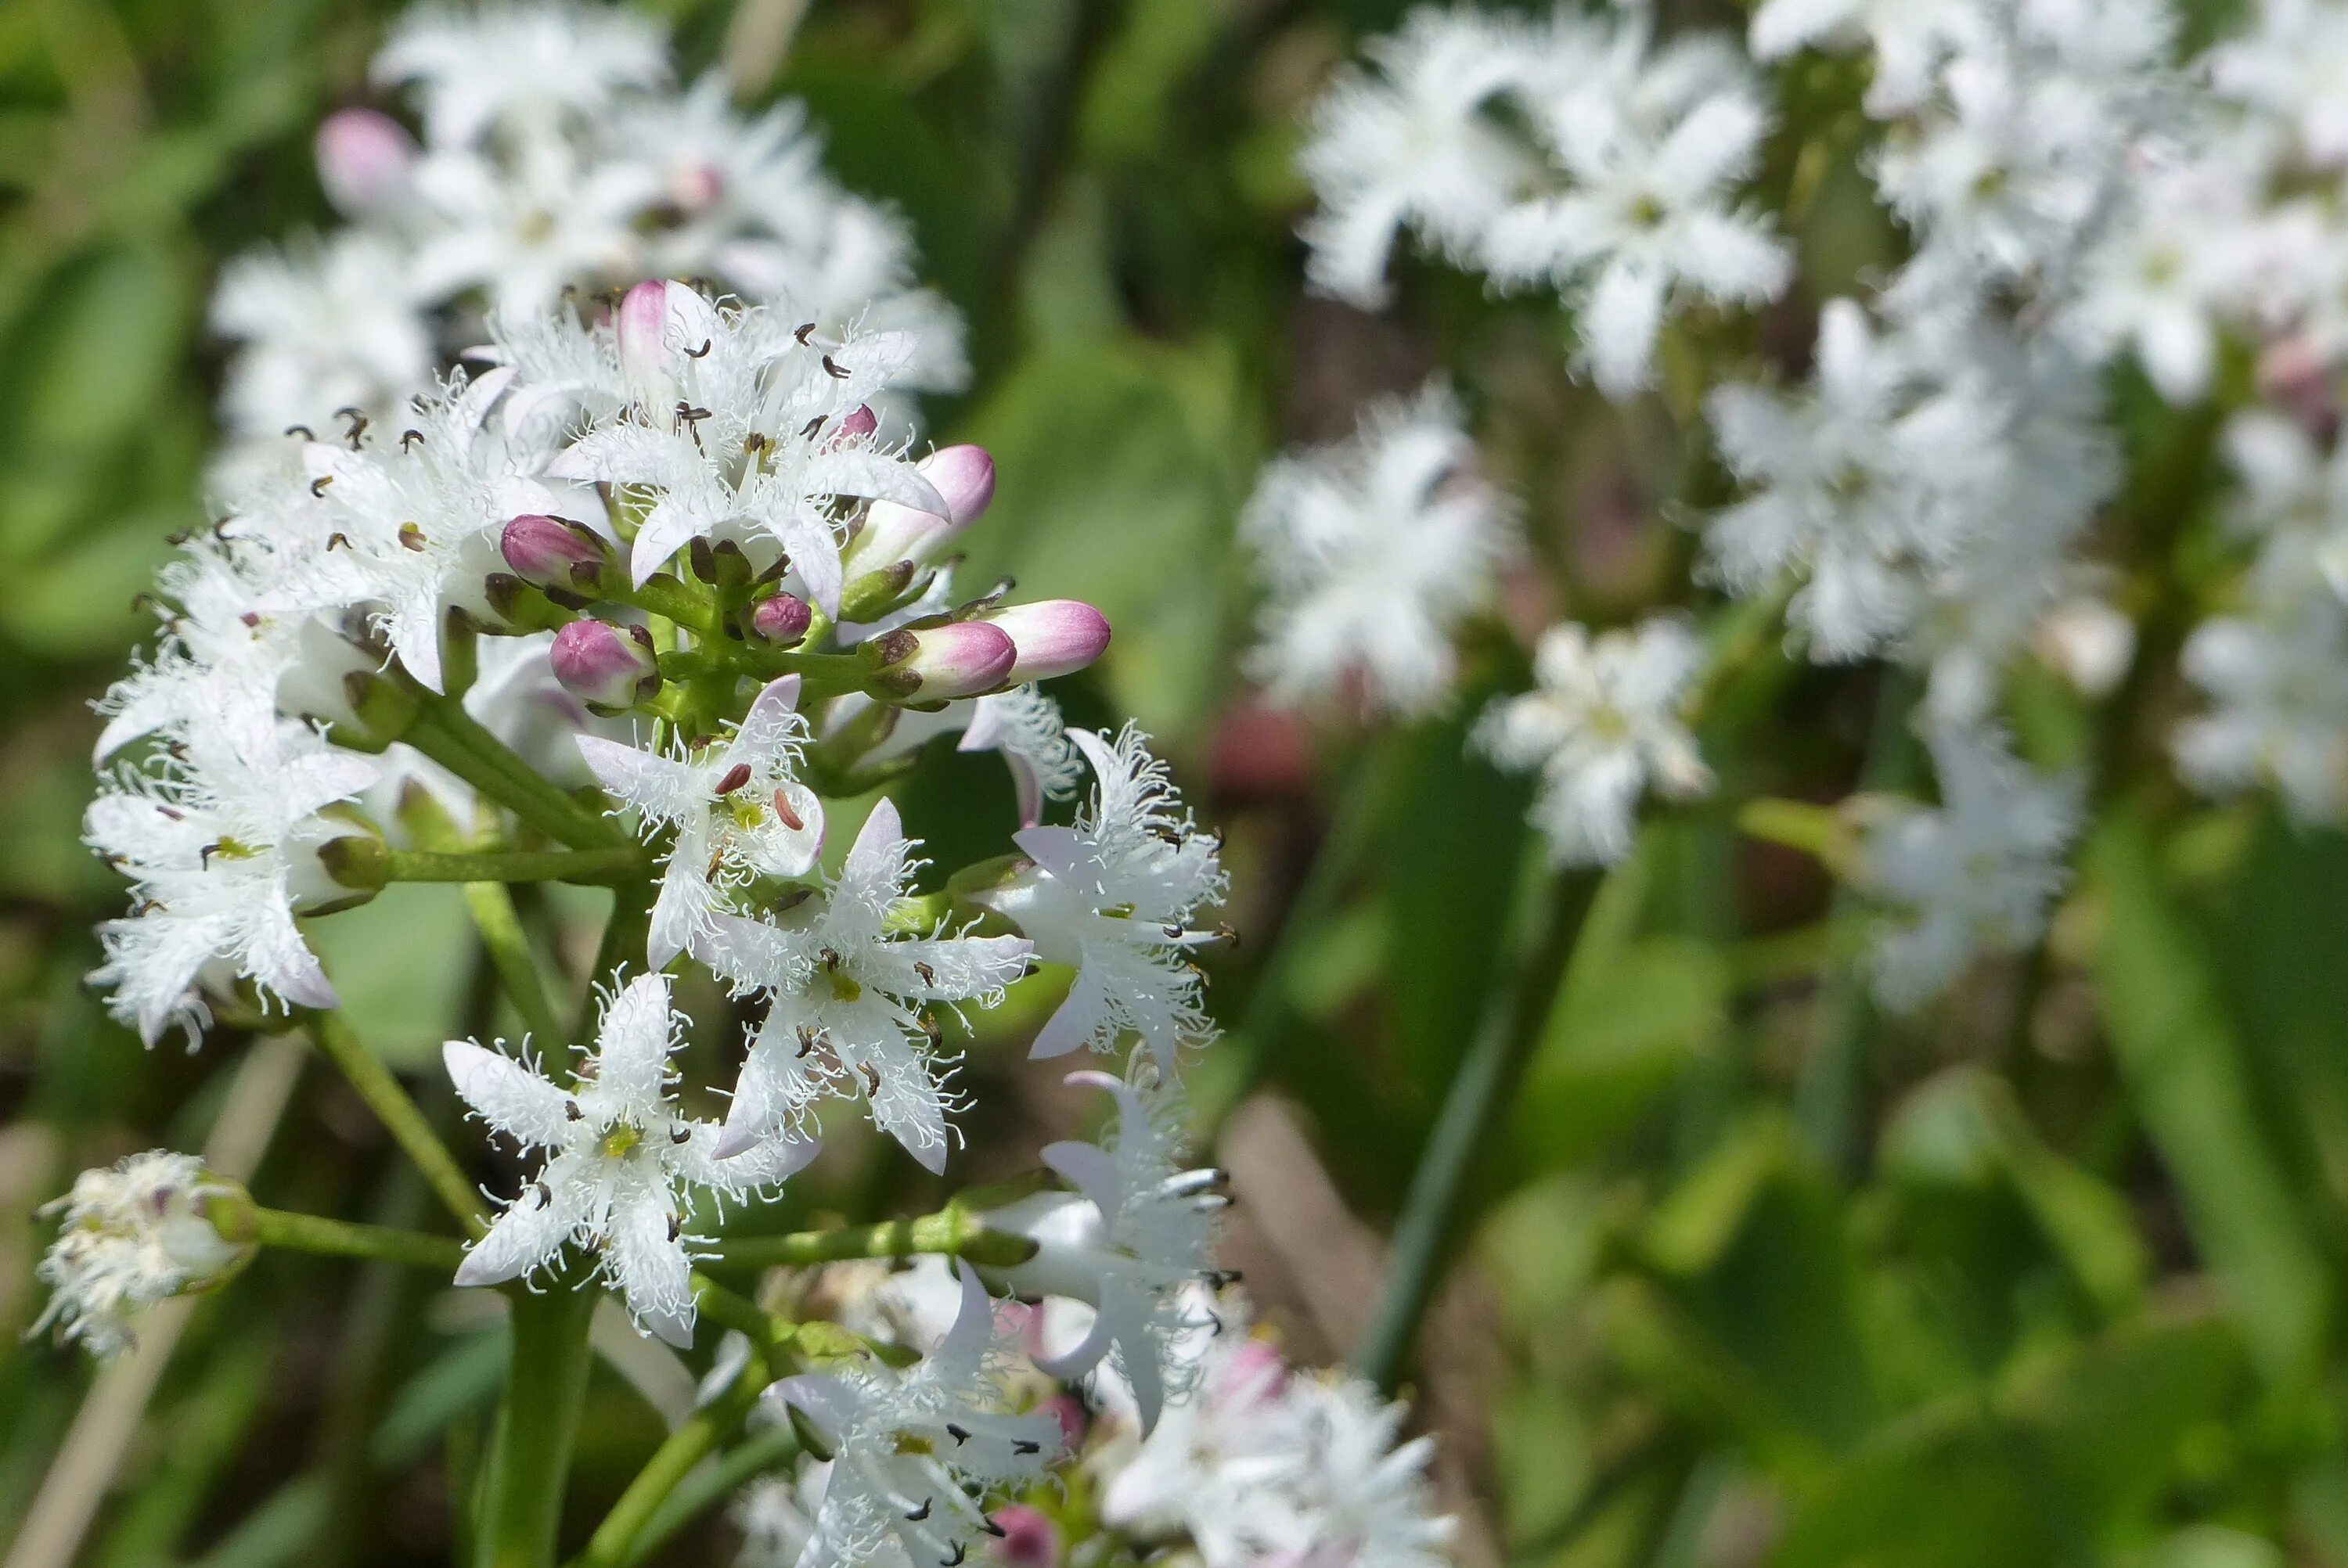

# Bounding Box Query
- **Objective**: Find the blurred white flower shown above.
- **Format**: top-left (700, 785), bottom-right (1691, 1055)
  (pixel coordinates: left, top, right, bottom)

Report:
top-left (1477, 617), bottom-right (1712, 867)
top-left (1241, 384), bottom-right (1516, 718)
top-left (34, 1152), bottom-right (249, 1358)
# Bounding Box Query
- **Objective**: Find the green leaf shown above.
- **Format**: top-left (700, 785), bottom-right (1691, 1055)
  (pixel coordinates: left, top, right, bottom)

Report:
top-left (308, 885), bottom-right (477, 1070)
top-left (2087, 813), bottom-right (2330, 1382)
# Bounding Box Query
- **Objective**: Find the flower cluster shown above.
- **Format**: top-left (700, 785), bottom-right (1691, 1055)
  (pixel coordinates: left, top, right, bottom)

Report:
top-left (42, 16), bottom-right (1457, 1568)
top-left (212, 0), bottom-right (962, 486)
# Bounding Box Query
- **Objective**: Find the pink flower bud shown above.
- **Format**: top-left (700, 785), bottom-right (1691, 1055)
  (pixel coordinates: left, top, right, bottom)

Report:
top-left (550, 620), bottom-right (660, 710)
top-left (823, 404), bottom-right (879, 451)
top-left (987, 1506), bottom-right (1061, 1568)
top-left (664, 160), bottom-right (726, 216)
top-left (985, 600), bottom-right (1111, 682)
top-left (866, 621), bottom-right (1017, 700)
top-left (501, 514), bottom-right (613, 595)
top-left (845, 446), bottom-right (998, 571)
top-left (750, 593), bottom-right (812, 647)
top-left (315, 108), bottom-right (417, 215)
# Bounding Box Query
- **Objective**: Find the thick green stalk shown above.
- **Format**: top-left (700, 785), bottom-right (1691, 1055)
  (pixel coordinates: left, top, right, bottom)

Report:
top-left (391, 846), bottom-right (647, 886)
top-left (1352, 855), bottom-right (1603, 1390)
top-left (405, 703), bottom-right (625, 851)
top-left (626, 1426), bottom-right (799, 1566)
top-left (307, 1012), bottom-right (486, 1238)
top-left (574, 1349), bottom-right (775, 1568)
top-left (711, 1210), bottom-right (1036, 1271)
top-left (463, 882), bottom-right (565, 1043)
top-left (245, 1207), bottom-right (468, 1271)
top-left (475, 1283), bottom-right (598, 1568)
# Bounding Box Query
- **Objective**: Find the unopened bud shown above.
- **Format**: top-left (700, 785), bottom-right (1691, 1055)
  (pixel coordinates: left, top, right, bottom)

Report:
top-left (864, 620), bottom-right (1017, 700)
top-left (985, 600), bottom-right (1111, 682)
top-left (502, 514), bottom-right (614, 595)
top-left (551, 620), bottom-right (661, 711)
top-left (826, 404), bottom-right (878, 449)
top-left (484, 573), bottom-right (580, 632)
top-left (987, 1506), bottom-right (1061, 1568)
top-left (751, 593), bottom-right (813, 647)
top-left (837, 559), bottom-right (922, 624)
top-left (315, 108), bottom-right (417, 215)
top-left (846, 445), bottom-right (997, 572)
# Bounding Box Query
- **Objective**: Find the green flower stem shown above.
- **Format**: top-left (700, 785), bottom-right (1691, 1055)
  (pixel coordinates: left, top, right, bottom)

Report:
top-left (574, 1345), bottom-right (776, 1568)
top-left (387, 846), bottom-right (649, 885)
top-left (1353, 854), bottom-right (1604, 1393)
top-left (240, 1207), bottom-right (468, 1271)
top-left (688, 1275), bottom-right (795, 1353)
top-left (711, 1210), bottom-right (1038, 1271)
top-left (621, 574), bottom-right (719, 638)
top-left (626, 1425), bottom-right (800, 1567)
top-left (306, 1012), bottom-right (486, 1239)
top-left (474, 1281), bottom-right (598, 1568)
top-left (463, 881), bottom-right (566, 1044)
top-left (1792, 666), bottom-right (1925, 1174)
top-left (405, 702), bottom-right (626, 851)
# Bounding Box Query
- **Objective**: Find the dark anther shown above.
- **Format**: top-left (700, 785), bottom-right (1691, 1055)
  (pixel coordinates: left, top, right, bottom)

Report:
top-left (398, 523), bottom-right (427, 552)
top-left (821, 947), bottom-right (842, 969)
top-left (310, 476), bottom-right (334, 497)
top-left (531, 1180), bottom-right (553, 1207)
top-left (672, 1125), bottom-right (692, 1143)
top-left (859, 1062), bottom-right (882, 1095)
top-left (914, 962), bottom-right (938, 987)
top-left (239, 611), bottom-right (261, 628)
top-left (402, 428), bottom-right (426, 451)
top-left (796, 1024), bottom-right (819, 1058)
top-left (714, 762), bottom-right (754, 796)
top-left (337, 407), bottom-right (369, 449)
top-left (941, 1548), bottom-right (965, 1567)
top-left (945, 1422), bottom-right (970, 1444)
top-left (566, 1099), bottom-right (582, 1120)
top-left (920, 1016), bottom-right (940, 1048)
top-left (794, 322), bottom-right (816, 344)
top-left (981, 1519), bottom-right (1008, 1537)
top-left (685, 339), bottom-right (712, 358)
top-left (905, 1501), bottom-right (932, 1522)
top-left (667, 1213), bottom-right (682, 1242)
top-left (284, 424), bottom-right (314, 440)
top-left (798, 415), bottom-right (826, 439)
top-left (200, 842), bottom-right (223, 866)
top-left (1011, 1439), bottom-right (1040, 1455)
top-left (326, 532), bottom-right (351, 551)
top-left (820, 354), bottom-right (849, 379)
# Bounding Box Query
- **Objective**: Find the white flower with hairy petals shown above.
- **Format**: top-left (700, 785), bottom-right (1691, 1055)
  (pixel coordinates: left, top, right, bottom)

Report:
top-left (2217, 410), bottom-right (2348, 606)
top-left (2209, 0), bottom-right (2348, 167)
top-left (1748, 0), bottom-right (1981, 115)
top-left (1704, 301), bottom-right (1984, 661)
top-left (87, 703), bottom-right (377, 1046)
top-left (974, 726), bottom-right (1225, 1070)
top-left (1477, 617), bottom-right (1711, 867)
top-left (829, 684), bottom-right (1083, 830)
top-left (542, 285), bottom-right (943, 615)
top-left (34, 1151), bottom-right (247, 1358)
top-left (766, 1262), bottom-right (1062, 1568)
top-left (1241, 385), bottom-right (1515, 718)
top-left (1482, 25), bottom-right (1788, 398)
top-left (1276, 1375), bottom-right (1457, 1568)
top-left (1296, 8), bottom-right (1539, 307)
top-left (976, 1070), bottom-right (1225, 1433)
top-left (211, 232), bottom-right (436, 449)
top-left (1849, 721), bottom-right (2082, 1009)
top-left (2177, 601), bottom-right (2348, 825)
top-left (445, 972), bottom-right (816, 1346)
top-left (578, 675), bottom-right (826, 970)
top-left (406, 142), bottom-right (660, 314)
top-left (702, 799), bottom-right (1032, 1172)
top-left (373, 1), bottom-right (668, 148)
top-left (293, 366), bottom-right (567, 692)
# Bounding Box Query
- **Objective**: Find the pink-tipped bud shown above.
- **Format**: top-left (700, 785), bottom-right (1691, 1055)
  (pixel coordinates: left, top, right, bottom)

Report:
top-left (985, 600), bottom-right (1111, 682)
top-left (987, 1507), bottom-right (1061, 1568)
top-left (866, 620), bottom-right (1017, 700)
top-left (315, 108), bottom-right (417, 215)
top-left (824, 404), bottom-right (879, 451)
top-left (551, 620), bottom-right (660, 710)
top-left (501, 514), bottom-right (613, 595)
top-left (615, 279), bottom-right (721, 414)
top-left (845, 446), bottom-right (998, 572)
top-left (664, 160), bottom-right (725, 216)
top-left (750, 593), bottom-right (813, 647)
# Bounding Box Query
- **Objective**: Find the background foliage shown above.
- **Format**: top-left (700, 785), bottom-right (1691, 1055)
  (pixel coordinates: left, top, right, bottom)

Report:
top-left (0, 2), bottom-right (2335, 1566)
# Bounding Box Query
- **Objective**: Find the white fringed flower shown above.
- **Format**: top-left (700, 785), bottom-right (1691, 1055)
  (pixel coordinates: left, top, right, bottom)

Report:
top-left (34, 1151), bottom-right (250, 1358)
top-left (974, 727), bottom-right (1225, 1070)
top-left (1477, 617), bottom-right (1712, 867)
top-left (578, 674), bottom-right (826, 970)
top-left (445, 972), bottom-right (817, 1346)
top-left (1848, 721), bottom-right (2083, 1009)
top-left (703, 799), bottom-right (1033, 1172)
top-left (766, 1263), bottom-right (1062, 1568)
top-left (975, 1070), bottom-right (1226, 1433)
top-left (1241, 385), bottom-right (1515, 719)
